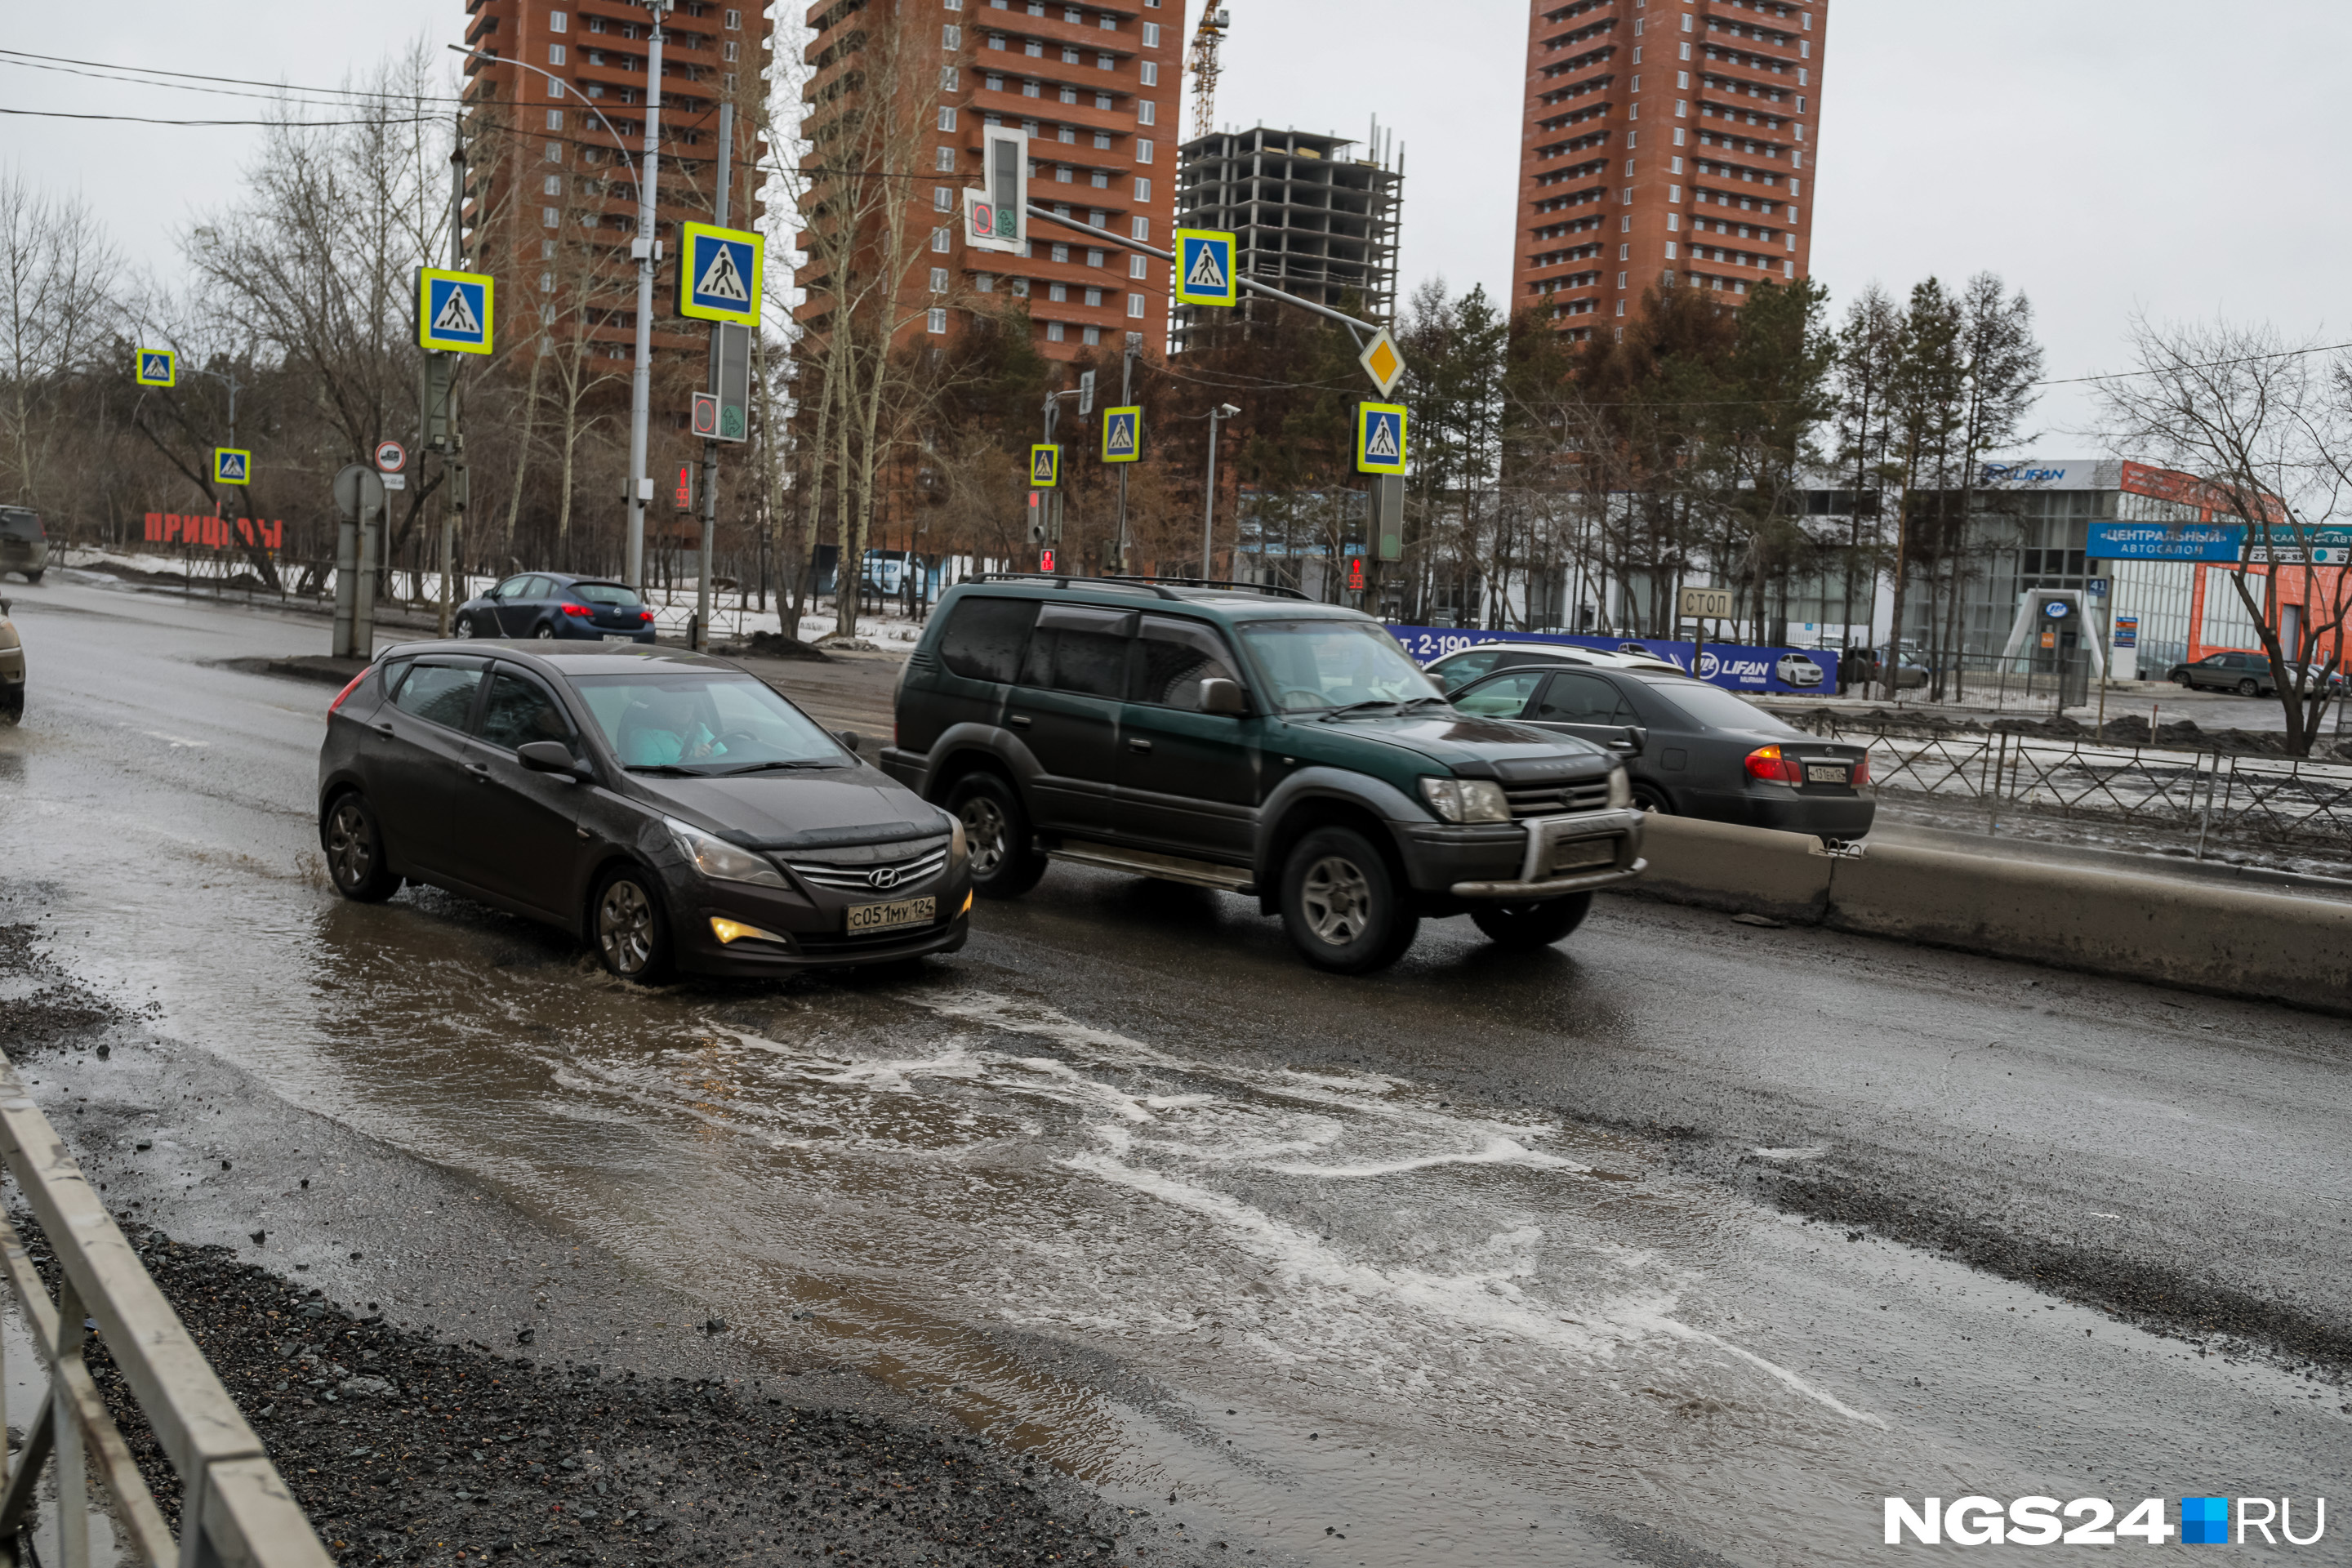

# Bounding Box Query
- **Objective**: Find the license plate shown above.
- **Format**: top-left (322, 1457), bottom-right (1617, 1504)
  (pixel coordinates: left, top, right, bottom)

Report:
top-left (1806, 764), bottom-right (1850, 785)
top-left (846, 896), bottom-right (935, 933)
top-left (1548, 839), bottom-right (1617, 874)
top-left (601, 634), bottom-right (638, 643)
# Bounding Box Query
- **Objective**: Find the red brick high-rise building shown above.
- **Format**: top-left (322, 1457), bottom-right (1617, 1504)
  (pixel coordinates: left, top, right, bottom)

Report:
top-left (1512, 0), bottom-right (1825, 340)
top-left (795, 0), bottom-right (1188, 365)
top-left (459, 0), bottom-right (773, 366)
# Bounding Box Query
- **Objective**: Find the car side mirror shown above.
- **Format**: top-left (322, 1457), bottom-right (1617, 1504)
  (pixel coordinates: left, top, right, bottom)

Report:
top-left (1609, 726), bottom-right (1646, 757)
top-left (517, 740), bottom-right (581, 777)
top-left (834, 729), bottom-right (864, 755)
top-left (1198, 677), bottom-right (1247, 715)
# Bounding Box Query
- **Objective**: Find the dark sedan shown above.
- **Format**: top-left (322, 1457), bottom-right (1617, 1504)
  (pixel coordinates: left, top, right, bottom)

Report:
top-left (2168, 650), bottom-right (2282, 697)
top-left (317, 644), bottom-right (972, 978)
top-left (1452, 664), bottom-right (1874, 843)
top-left (455, 572), bottom-right (657, 643)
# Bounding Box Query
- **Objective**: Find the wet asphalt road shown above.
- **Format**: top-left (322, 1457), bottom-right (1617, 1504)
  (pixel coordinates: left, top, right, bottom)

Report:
top-left (0, 574), bottom-right (2348, 1566)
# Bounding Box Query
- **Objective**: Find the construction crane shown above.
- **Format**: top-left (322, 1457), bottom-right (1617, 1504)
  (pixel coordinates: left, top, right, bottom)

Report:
top-left (1188, 5), bottom-right (1232, 140)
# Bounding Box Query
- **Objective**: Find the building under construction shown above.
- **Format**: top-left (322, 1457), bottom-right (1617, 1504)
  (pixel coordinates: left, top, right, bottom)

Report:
top-left (1171, 124), bottom-right (1403, 350)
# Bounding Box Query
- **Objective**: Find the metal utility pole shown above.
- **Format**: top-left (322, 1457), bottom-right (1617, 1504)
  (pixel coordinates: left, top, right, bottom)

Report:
top-left (437, 114), bottom-right (467, 638)
top-left (1201, 402), bottom-right (1238, 579)
top-left (1113, 341), bottom-right (1137, 573)
top-left (694, 100), bottom-right (733, 652)
top-left (625, 0), bottom-right (672, 593)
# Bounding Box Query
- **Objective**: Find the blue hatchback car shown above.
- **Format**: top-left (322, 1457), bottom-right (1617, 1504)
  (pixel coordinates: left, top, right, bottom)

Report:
top-left (456, 572), bottom-right (657, 644)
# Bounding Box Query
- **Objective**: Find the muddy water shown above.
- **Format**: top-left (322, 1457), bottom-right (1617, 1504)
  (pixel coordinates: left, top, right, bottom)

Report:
top-left (2, 582), bottom-right (2343, 1566)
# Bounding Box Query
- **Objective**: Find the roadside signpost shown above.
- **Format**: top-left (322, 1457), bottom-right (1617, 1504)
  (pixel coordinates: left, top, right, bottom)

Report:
top-left (1355, 403), bottom-right (1407, 475)
top-left (417, 268), bottom-right (494, 354)
top-left (212, 448), bottom-right (250, 487)
top-left (1680, 583), bottom-right (1735, 681)
top-left (1030, 445), bottom-right (1061, 488)
top-left (135, 348), bottom-right (176, 387)
top-left (1102, 408), bottom-right (1142, 464)
top-left (376, 439), bottom-right (408, 492)
top-left (331, 463), bottom-right (386, 658)
top-left (678, 222), bottom-right (762, 327)
top-left (1358, 330), bottom-right (1405, 398)
top-left (1174, 229), bottom-right (1239, 308)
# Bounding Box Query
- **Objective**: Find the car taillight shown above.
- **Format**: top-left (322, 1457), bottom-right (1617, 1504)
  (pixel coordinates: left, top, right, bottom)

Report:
top-left (1744, 744), bottom-right (1803, 785)
top-left (639, 609), bottom-right (655, 622)
top-left (327, 670), bottom-right (368, 718)
top-left (1851, 753), bottom-right (1871, 788)
top-left (562, 602), bottom-right (593, 617)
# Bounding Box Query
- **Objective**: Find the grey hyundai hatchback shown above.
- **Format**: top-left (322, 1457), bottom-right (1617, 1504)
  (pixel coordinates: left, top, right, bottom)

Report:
top-left (318, 643), bottom-right (971, 978)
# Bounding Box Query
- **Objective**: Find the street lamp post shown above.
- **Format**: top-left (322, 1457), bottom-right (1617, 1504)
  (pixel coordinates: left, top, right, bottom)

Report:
top-left (1201, 402), bottom-right (1238, 581)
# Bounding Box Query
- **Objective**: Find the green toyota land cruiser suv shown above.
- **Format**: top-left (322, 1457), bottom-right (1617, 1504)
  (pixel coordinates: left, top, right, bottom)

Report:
top-left (881, 576), bottom-right (1646, 973)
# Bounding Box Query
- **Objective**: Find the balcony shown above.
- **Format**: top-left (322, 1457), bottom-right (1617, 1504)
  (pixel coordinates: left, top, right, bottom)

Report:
top-left (971, 2), bottom-right (1153, 56)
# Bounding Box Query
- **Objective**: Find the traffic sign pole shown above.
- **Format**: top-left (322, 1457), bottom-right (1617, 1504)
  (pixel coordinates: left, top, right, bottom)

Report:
top-left (694, 101), bottom-right (734, 653)
top-left (625, 5), bottom-right (671, 594)
top-left (1115, 343), bottom-right (1136, 573)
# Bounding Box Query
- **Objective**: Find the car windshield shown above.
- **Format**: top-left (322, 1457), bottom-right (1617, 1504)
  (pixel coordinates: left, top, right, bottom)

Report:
top-left (1236, 620), bottom-right (1445, 712)
top-left (571, 672), bottom-right (847, 772)
top-left (1639, 678), bottom-right (1802, 735)
top-left (573, 582), bottom-right (643, 607)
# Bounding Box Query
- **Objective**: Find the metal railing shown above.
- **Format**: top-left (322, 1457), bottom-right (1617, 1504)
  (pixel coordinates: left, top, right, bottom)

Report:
top-left (1776, 712), bottom-right (2352, 866)
top-left (0, 1052), bottom-right (330, 1568)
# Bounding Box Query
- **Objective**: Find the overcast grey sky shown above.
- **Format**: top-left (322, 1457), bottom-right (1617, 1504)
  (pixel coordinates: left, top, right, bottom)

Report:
top-left (11, 0), bottom-right (2347, 439)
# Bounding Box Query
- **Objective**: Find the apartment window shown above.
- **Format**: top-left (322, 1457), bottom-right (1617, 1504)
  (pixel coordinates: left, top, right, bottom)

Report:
top-left (1083, 326), bottom-right (1102, 345)
top-left (1633, 46), bottom-right (1642, 64)
top-left (1621, 215), bottom-right (1631, 232)
top-left (1134, 176), bottom-right (1152, 201)
top-left (1094, 92), bottom-right (1114, 111)
top-left (1138, 100), bottom-right (1156, 125)
top-left (541, 239), bottom-right (556, 259)
top-left (1046, 321), bottom-right (1067, 342)
top-left (1619, 244), bottom-right (1628, 261)
top-left (1089, 170), bottom-right (1109, 189)
top-left (1674, 127), bottom-right (1686, 146)
top-left (724, 7), bottom-right (741, 25)
top-left (1129, 254), bottom-right (1147, 278)
top-left (1622, 187), bottom-right (1632, 204)
top-left (543, 174), bottom-right (563, 195)
top-left (1011, 278), bottom-right (1030, 296)
top-left (934, 185), bottom-right (955, 211)
top-left (1140, 60), bottom-right (1158, 86)
top-left (1134, 139), bottom-right (1156, 166)
top-left (988, 32), bottom-right (1005, 47)
top-left (1023, 80), bottom-right (1041, 97)
top-left (542, 206), bottom-right (560, 228)
top-left (936, 145), bottom-right (958, 172)
top-left (938, 105), bottom-right (959, 131)
top-left (1089, 207), bottom-right (1107, 226)
top-left (1127, 292), bottom-right (1146, 318)
top-left (1617, 300), bottom-right (1627, 316)
top-left (1664, 241), bottom-right (1678, 259)
top-left (929, 308), bottom-right (949, 334)
top-left (931, 267), bottom-right (951, 292)
top-left (944, 24), bottom-right (962, 46)
top-left (1025, 40), bottom-right (1043, 56)
top-left (1130, 216), bottom-right (1149, 241)
top-left (1052, 243), bottom-right (1071, 262)
top-left (549, 9), bottom-right (568, 30)
top-left (546, 108), bottom-right (564, 129)
top-left (932, 226), bottom-right (952, 252)
top-left (1098, 52), bottom-right (1114, 70)
top-left (1055, 164), bottom-right (1074, 183)
top-left (1049, 283), bottom-right (1068, 302)
top-left (548, 42), bottom-right (567, 65)
top-left (975, 274), bottom-right (996, 292)
top-left (1797, 69), bottom-right (1808, 87)
top-left (1681, 13), bottom-right (1693, 29)
top-left (540, 270), bottom-right (555, 292)
top-left (1676, 100), bottom-right (1687, 117)
top-left (1680, 41), bottom-right (1690, 60)
top-left (1785, 232), bottom-right (1796, 251)
top-left (987, 74), bottom-right (1005, 91)
top-left (1058, 124), bottom-right (1077, 143)
top-left (724, 41), bottom-right (739, 60)
top-left (1062, 46), bottom-right (1080, 64)
top-left (1789, 178), bottom-right (1800, 197)
top-left (1094, 130), bottom-right (1113, 149)
top-left (1667, 212), bottom-right (1680, 231)
top-left (545, 141), bottom-right (563, 163)
top-left (1087, 248), bottom-right (1106, 267)
top-left (1799, 40), bottom-right (1810, 57)
top-left (1142, 21), bottom-right (1160, 45)
top-left (1085, 287), bottom-right (1103, 307)
top-left (1060, 85), bottom-right (1079, 104)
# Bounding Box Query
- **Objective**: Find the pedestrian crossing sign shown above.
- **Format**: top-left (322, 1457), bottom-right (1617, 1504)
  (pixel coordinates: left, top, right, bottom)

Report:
top-left (135, 347), bottom-right (176, 387)
top-left (680, 221), bottom-right (762, 326)
top-left (417, 268), bottom-right (495, 354)
top-left (1356, 403), bottom-right (1407, 475)
top-left (213, 448), bottom-right (252, 486)
top-left (1101, 407), bottom-right (1142, 464)
top-left (1030, 444), bottom-right (1061, 488)
top-left (1174, 229), bottom-right (1238, 308)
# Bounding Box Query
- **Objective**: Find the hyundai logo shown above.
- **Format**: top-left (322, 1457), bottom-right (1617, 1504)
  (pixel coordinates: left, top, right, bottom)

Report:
top-left (867, 866), bottom-right (901, 890)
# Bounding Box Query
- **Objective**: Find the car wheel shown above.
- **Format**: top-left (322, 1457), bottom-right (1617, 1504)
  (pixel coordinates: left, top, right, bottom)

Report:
top-left (455, 614), bottom-right (478, 639)
top-left (949, 772), bottom-right (1046, 898)
top-left (2236, 677), bottom-right (2259, 697)
top-left (322, 792), bottom-right (403, 903)
top-left (23, 570), bottom-right (40, 585)
top-left (1630, 783), bottom-right (1675, 815)
top-left (1279, 826), bottom-right (1418, 974)
top-left (592, 866), bottom-right (672, 982)
top-left (1470, 893), bottom-right (1593, 951)
top-left (534, 622), bottom-right (557, 640)
top-left (2172, 671), bottom-right (2192, 687)
top-left (0, 684), bottom-right (21, 726)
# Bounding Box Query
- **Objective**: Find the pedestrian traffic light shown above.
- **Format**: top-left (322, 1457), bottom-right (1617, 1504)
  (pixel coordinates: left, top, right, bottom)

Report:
top-left (1027, 490), bottom-right (1046, 545)
top-left (670, 462), bottom-right (696, 513)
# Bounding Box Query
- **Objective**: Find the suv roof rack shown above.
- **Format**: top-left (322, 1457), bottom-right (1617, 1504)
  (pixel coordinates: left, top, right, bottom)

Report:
top-left (967, 572), bottom-right (1312, 602)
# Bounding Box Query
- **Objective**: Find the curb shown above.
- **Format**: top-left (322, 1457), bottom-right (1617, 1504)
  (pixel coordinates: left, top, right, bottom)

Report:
top-left (1627, 814), bottom-right (2352, 1016)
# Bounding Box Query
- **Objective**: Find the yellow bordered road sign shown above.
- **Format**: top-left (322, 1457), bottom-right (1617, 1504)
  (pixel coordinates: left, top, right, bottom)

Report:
top-left (1356, 403), bottom-right (1407, 475)
top-left (679, 222), bottom-right (763, 326)
top-left (213, 448), bottom-right (252, 486)
top-left (1358, 330), bottom-right (1405, 396)
top-left (418, 268), bottom-right (495, 354)
top-left (1174, 229), bottom-right (1239, 308)
top-left (135, 348), bottom-right (176, 387)
top-left (1030, 444), bottom-right (1062, 488)
top-left (1101, 407), bottom-right (1142, 464)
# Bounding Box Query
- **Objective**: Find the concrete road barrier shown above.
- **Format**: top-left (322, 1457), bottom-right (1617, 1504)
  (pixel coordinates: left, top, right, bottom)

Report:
top-left (1628, 814), bottom-right (2352, 1015)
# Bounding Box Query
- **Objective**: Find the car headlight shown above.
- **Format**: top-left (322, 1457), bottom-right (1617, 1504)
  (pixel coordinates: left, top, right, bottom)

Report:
top-left (1419, 776), bottom-right (1512, 824)
top-left (947, 811), bottom-right (969, 863)
top-left (1607, 767), bottom-right (1631, 809)
top-left (665, 817), bottom-right (789, 889)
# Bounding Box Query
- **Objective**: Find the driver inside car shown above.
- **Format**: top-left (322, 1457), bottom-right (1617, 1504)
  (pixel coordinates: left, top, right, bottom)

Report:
top-left (614, 691), bottom-right (723, 766)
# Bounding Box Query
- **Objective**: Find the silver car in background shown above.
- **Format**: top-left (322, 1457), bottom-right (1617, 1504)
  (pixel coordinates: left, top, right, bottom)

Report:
top-left (0, 508), bottom-right (47, 585)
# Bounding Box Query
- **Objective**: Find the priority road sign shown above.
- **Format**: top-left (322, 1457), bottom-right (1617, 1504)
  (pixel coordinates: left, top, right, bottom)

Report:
top-left (418, 268), bottom-right (494, 354)
top-left (679, 222), bottom-right (762, 326)
top-left (213, 448), bottom-right (252, 486)
top-left (374, 439), bottom-right (407, 474)
top-left (1030, 443), bottom-right (1061, 488)
top-left (1356, 403), bottom-right (1407, 475)
top-left (1174, 229), bottom-right (1239, 308)
top-left (1358, 329), bottom-right (1405, 396)
top-left (135, 348), bottom-right (176, 387)
top-left (1101, 407), bottom-right (1142, 464)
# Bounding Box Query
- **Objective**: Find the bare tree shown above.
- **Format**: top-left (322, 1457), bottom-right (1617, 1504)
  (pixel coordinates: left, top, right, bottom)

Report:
top-left (0, 170), bottom-right (121, 518)
top-left (2098, 317), bottom-right (2350, 754)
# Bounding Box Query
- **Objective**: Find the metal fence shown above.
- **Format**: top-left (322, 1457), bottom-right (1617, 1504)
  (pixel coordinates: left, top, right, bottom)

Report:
top-left (1776, 711), bottom-right (2352, 866)
top-left (0, 1052), bottom-right (330, 1567)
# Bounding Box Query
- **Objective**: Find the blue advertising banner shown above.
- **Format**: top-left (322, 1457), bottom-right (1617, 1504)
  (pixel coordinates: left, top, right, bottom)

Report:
top-left (1388, 626), bottom-right (1840, 696)
top-left (2087, 521), bottom-right (2245, 562)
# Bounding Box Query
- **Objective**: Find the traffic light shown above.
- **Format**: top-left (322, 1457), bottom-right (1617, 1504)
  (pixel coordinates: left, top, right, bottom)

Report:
top-left (982, 124), bottom-right (1028, 252)
top-left (1027, 490), bottom-right (1046, 545)
top-left (670, 462), bottom-right (696, 513)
